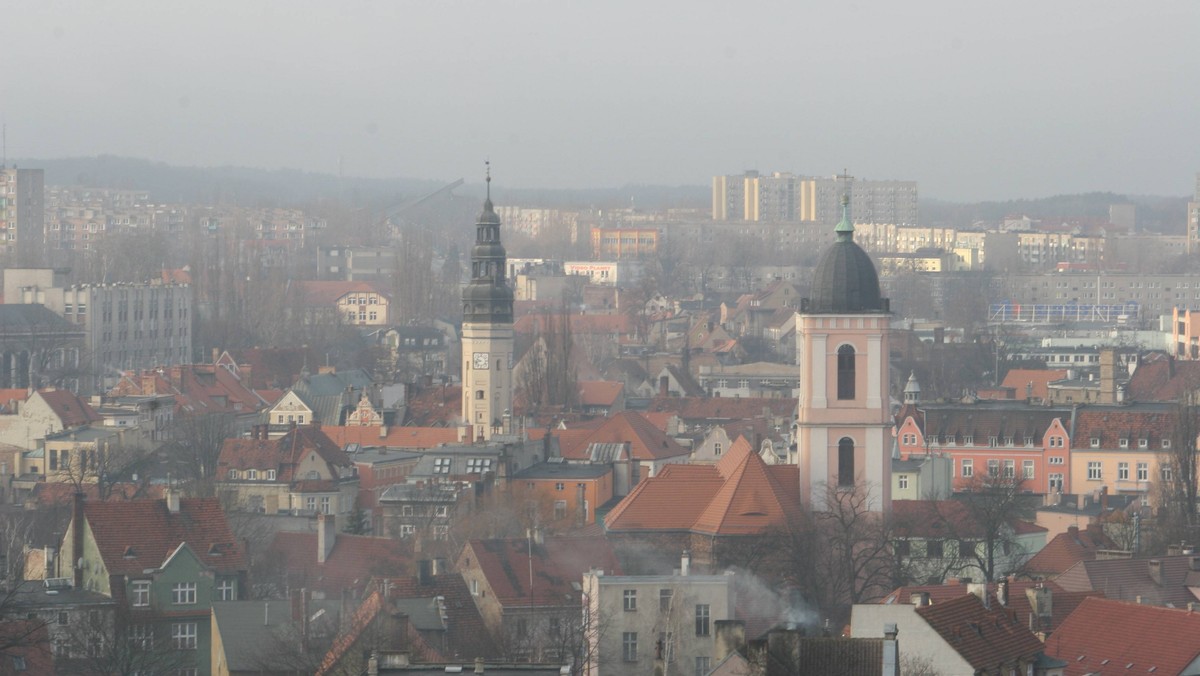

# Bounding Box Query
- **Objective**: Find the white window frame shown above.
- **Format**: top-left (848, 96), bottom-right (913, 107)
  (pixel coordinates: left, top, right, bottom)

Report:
top-left (132, 580), bottom-right (151, 607)
top-left (171, 582), bottom-right (196, 605)
top-left (172, 622), bottom-right (197, 650)
top-left (1087, 462), bottom-right (1102, 480)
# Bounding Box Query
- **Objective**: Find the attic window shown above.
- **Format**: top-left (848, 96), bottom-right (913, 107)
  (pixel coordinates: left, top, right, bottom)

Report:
top-left (1138, 438), bottom-right (1148, 449)
top-left (208, 544), bottom-right (223, 557)
top-left (123, 546), bottom-right (136, 559)
top-left (1090, 437), bottom-right (1100, 448)
top-left (1119, 438), bottom-right (1129, 449)
top-left (1163, 439), bottom-right (1172, 449)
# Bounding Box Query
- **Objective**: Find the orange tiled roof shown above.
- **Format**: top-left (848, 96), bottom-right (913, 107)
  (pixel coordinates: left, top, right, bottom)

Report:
top-left (558, 411), bottom-right (688, 461)
top-left (36, 389), bottom-right (102, 427)
top-left (83, 497), bottom-right (245, 576)
top-left (321, 425), bottom-right (458, 450)
top-left (1069, 404), bottom-right (1179, 450)
top-left (1126, 355), bottom-right (1200, 402)
top-left (218, 425), bottom-right (351, 483)
top-left (880, 580), bottom-right (1096, 635)
top-left (605, 438), bottom-right (802, 536)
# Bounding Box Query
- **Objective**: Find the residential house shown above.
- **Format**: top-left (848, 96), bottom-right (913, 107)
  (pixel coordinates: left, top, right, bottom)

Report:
top-left (265, 514), bottom-right (410, 599)
top-left (582, 561), bottom-right (737, 676)
top-left (0, 388), bottom-right (102, 450)
top-left (890, 453), bottom-right (953, 500)
top-left (891, 500), bottom-right (1047, 584)
top-left (109, 362), bottom-right (272, 433)
top-left (604, 437), bottom-right (802, 573)
top-left (216, 425), bottom-right (359, 516)
top-left (9, 579), bottom-right (115, 667)
top-left (1053, 553), bottom-right (1200, 606)
top-left (56, 491), bottom-right (247, 676)
top-left (1022, 524), bottom-right (1124, 579)
top-left (211, 596), bottom-right (345, 676)
top-left (851, 592), bottom-right (1062, 676)
top-left (556, 411), bottom-right (690, 483)
top-left (578, 381), bottom-right (625, 417)
top-left (345, 447), bottom-right (423, 512)
top-left (1068, 403), bottom-right (1184, 508)
top-left (269, 367), bottom-right (377, 427)
top-left (1044, 597), bottom-right (1200, 676)
top-left (893, 400), bottom-right (1073, 494)
top-left (876, 579), bottom-right (1098, 639)
top-left (293, 280), bottom-right (392, 326)
top-left (511, 461), bottom-right (613, 528)
top-left (377, 482), bottom-right (465, 543)
top-left (696, 362), bottom-right (802, 400)
top-left (457, 534), bottom-right (621, 662)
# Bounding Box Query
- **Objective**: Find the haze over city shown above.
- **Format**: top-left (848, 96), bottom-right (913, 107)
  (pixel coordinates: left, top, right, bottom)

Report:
top-left (3, 1), bottom-right (1199, 200)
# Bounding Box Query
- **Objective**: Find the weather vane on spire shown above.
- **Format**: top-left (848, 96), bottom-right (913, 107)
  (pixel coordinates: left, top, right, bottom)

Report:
top-left (485, 159), bottom-right (491, 200)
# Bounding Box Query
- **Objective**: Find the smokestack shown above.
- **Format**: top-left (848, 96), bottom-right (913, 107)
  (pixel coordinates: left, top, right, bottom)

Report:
top-left (997, 579), bottom-right (1008, 607)
top-left (72, 492), bottom-right (85, 589)
top-left (318, 513), bottom-right (336, 564)
top-left (1099, 348), bottom-right (1117, 405)
top-left (714, 620), bottom-right (746, 662)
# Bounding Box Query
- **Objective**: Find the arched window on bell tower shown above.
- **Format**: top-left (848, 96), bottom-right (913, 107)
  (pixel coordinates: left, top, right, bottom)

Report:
top-left (837, 344), bottom-right (856, 400)
top-left (838, 437), bottom-right (855, 487)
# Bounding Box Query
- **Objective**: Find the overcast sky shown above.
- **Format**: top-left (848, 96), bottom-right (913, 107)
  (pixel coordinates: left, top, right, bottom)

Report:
top-left (2, 1), bottom-right (1198, 201)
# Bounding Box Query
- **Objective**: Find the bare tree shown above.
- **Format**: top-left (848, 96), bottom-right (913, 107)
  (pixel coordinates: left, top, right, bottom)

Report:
top-left (168, 411), bottom-right (235, 484)
top-left (924, 473), bottom-right (1033, 582)
top-left (514, 311), bottom-right (578, 414)
top-left (54, 441), bottom-right (156, 500)
top-left (1154, 401), bottom-right (1200, 550)
top-left (56, 605), bottom-right (195, 676)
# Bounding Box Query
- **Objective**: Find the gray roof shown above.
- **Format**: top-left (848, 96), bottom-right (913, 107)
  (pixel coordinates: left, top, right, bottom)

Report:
top-left (513, 462), bottom-right (611, 480)
top-left (11, 580), bottom-right (114, 609)
top-left (391, 597), bottom-right (447, 631)
top-left (212, 599), bottom-right (342, 670)
top-left (0, 304), bottom-right (85, 337)
top-left (290, 368), bottom-right (375, 425)
top-left (804, 237), bottom-right (886, 314)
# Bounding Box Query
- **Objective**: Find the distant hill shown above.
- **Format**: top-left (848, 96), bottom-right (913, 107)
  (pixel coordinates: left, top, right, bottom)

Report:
top-left (11, 155), bottom-right (710, 212)
top-left (920, 192), bottom-right (1190, 233)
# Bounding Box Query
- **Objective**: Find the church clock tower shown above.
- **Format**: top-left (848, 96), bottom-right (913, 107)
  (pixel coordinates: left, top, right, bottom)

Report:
top-left (795, 193), bottom-right (892, 511)
top-left (461, 166), bottom-right (514, 441)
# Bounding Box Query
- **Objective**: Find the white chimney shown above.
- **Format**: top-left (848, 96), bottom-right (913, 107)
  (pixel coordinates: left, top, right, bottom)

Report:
top-left (164, 488), bottom-right (180, 514)
top-left (680, 550), bottom-right (690, 576)
top-left (318, 513), bottom-right (336, 564)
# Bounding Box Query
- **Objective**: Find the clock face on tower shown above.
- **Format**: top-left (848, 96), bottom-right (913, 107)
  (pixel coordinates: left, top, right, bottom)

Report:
top-left (473, 352), bottom-right (489, 370)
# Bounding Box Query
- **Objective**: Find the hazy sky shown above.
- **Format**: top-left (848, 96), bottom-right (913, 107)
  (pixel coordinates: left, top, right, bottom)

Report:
top-left (3, 1), bottom-right (1198, 201)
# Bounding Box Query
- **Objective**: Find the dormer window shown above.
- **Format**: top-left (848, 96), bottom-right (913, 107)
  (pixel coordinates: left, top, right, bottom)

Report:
top-left (988, 436), bottom-right (998, 446)
top-left (963, 435), bottom-right (974, 445)
top-left (1119, 438), bottom-right (1129, 449)
top-left (1163, 439), bottom-right (1172, 449)
top-left (1090, 437), bottom-right (1100, 448)
top-left (1138, 438), bottom-right (1148, 449)
top-left (228, 469), bottom-right (239, 480)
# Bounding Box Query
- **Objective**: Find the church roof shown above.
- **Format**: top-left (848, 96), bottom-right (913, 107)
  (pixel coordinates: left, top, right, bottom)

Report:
top-left (803, 193), bottom-right (887, 314)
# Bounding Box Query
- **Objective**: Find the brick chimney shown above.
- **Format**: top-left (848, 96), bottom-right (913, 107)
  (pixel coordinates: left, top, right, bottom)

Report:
top-left (1099, 348), bottom-right (1117, 405)
top-left (713, 620), bottom-right (746, 663)
top-left (164, 487), bottom-right (180, 514)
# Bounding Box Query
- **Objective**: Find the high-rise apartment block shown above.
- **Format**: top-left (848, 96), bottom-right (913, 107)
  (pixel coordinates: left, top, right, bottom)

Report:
top-left (0, 168), bottom-right (46, 260)
top-left (712, 171), bottom-right (917, 225)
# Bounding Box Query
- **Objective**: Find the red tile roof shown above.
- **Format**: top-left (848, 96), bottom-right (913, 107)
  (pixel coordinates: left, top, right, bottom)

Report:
top-left (1046, 597), bottom-right (1200, 676)
top-left (402, 384), bottom-right (462, 427)
top-left (321, 425), bottom-right (458, 450)
top-left (463, 535), bottom-right (621, 607)
top-left (294, 280), bottom-right (390, 306)
top-left (915, 593), bottom-right (1045, 671)
top-left (880, 580), bottom-right (1097, 635)
top-left (83, 496), bottom-right (245, 576)
top-left (605, 438), bottom-right (803, 536)
top-left (1126, 354), bottom-right (1200, 402)
top-left (1022, 525), bottom-right (1119, 577)
top-left (559, 411), bottom-right (688, 461)
top-left (578, 380), bottom-right (624, 407)
top-left (268, 531), bottom-right (410, 597)
top-left (1000, 369), bottom-right (1069, 401)
top-left (1070, 404), bottom-right (1180, 450)
top-left (35, 389), bottom-right (102, 427)
top-left (1054, 554), bottom-right (1200, 607)
top-left (218, 425), bottom-right (351, 483)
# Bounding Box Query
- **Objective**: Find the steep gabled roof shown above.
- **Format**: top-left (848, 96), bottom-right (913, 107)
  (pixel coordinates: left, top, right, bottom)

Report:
top-left (1022, 525), bottom-right (1119, 577)
top-left (577, 380), bottom-right (624, 408)
top-left (1047, 597), bottom-right (1200, 676)
top-left (605, 438), bottom-right (802, 536)
top-left (33, 389), bottom-right (102, 427)
top-left (1126, 354), bottom-right (1200, 402)
top-left (465, 535), bottom-right (621, 607)
top-left (383, 574), bottom-right (499, 660)
top-left (692, 438), bottom-right (805, 535)
top-left (1000, 369), bottom-right (1069, 401)
top-left (83, 497), bottom-right (244, 576)
top-left (218, 425), bottom-right (351, 483)
top-left (916, 593), bottom-right (1044, 672)
top-left (880, 580), bottom-right (1097, 636)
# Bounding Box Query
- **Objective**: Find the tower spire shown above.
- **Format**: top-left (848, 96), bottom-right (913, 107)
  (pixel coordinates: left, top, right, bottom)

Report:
top-left (485, 159), bottom-right (492, 204)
